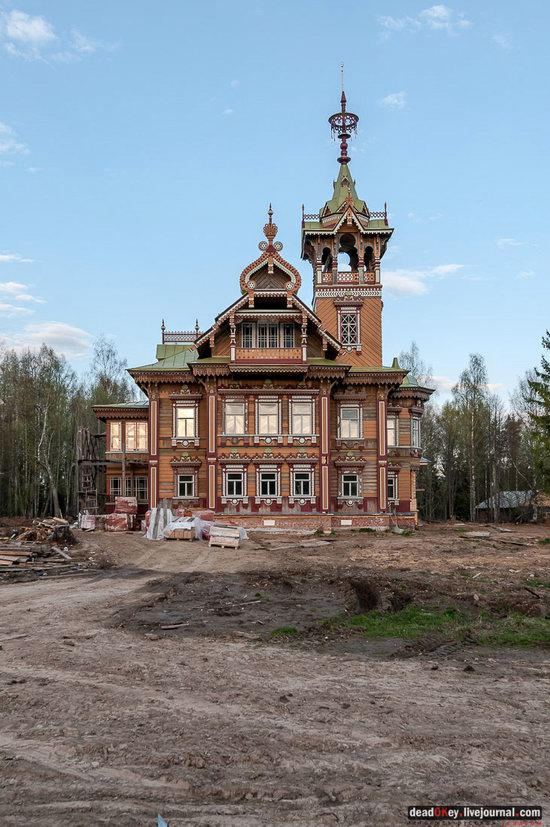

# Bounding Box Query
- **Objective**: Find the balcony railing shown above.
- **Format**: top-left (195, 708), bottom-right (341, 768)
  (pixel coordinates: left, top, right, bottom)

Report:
top-left (302, 204), bottom-right (389, 226)
top-left (235, 346), bottom-right (302, 361)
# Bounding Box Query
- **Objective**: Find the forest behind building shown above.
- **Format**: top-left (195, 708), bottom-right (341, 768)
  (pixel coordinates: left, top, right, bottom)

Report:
top-left (0, 332), bottom-right (549, 521)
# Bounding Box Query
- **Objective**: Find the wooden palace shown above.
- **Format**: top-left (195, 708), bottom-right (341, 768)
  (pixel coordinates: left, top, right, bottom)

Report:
top-left (93, 92), bottom-right (433, 529)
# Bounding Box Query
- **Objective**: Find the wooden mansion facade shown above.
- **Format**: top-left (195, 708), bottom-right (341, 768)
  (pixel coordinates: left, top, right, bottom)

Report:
top-left (94, 93), bottom-right (432, 529)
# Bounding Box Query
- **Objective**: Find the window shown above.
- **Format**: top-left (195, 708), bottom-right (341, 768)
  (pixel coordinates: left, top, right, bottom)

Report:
top-left (340, 310), bottom-right (358, 346)
top-left (268, 324), bottom-right (278, 348)
top-left (126, 421), bottom-right (148, 451)
top-left (293, 471), bottom-right (312, 497)
top-left (125, 477), bottom-right (133, 497)
top-left (226, 471), bottom-right (244, 497)
top-left (225, 401), bottom-right (245, 435)
top-left (291, 401), bottom-right (313, 435)
top-left (177, 474), bottom-right (195, 498)
top-left (257, 401), bottom-right (279, 435)
top-left (241, 323), bottom-right (253, 348)
top-left (257, 324), bottom-right (268, 349)
top-left (342, 473), bottom-right (359, 498)
top-left (109, 422), bottom-right (122, 451)
top-left (283, 324), bottom-right (294, 348)
top-left (387, 416), bottom-right (398, 448)
top-left (339, 406), bottom-right (360, 439)
top-left (175, 405), bottom-right (196, 438)
top-left (388, 474), bottom-right (398, 501)
top-left (136, 477), bottom-right (148, 501)
top-left (411, 417), bottom-right (421, 449)
top-left (109, 477), bottom-right (121, 498)
top-left (259, 471), bottom-right (278, 497)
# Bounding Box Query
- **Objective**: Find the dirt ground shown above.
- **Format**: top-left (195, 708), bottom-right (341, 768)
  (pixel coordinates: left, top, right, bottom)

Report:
top-left (0, 523), bottom-right (549, 826)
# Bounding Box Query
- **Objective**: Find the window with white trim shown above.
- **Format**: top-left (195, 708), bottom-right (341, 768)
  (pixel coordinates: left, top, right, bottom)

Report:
top-left (257, 324), bottom-right (268, 349)
top-left (241, 323), bottom-right (253, 348)
top-left (387, 415), bottom-right (398, 448)
top-left (268, 324), bottom-right (278, 348)
top-left (125, 477), bottom-right (133, 498)
top-left (225, 471), bottom-right (244, 497)
top-left (339, 310), bottom-right (359, 346)
top-left (177, 474), bottom-right (195, 498)
top-left (259, 471), bottom-right (278, 497)
top-left (341, 473), bottom-right (359, 498)
top-left (293, 470), bottom-right (312, 497)
top-left (387, 473), bottom-right (398, 501)
top-left (411, 417), bottom-right (421, 449)
top-left (126, 421), bottom-right (148, 451)
top-left (291, 400), bottom-right (313, 435)
top-left (257, 401), bottom-right (279, 435)
top-left (283, 323), bottom-right (294, 348)
top-left (339, 405), bottom-right (361, 439)
top-left (109, 477), bottom-right (121, 498)
top-left (225, 401), bottom-right (245, 435)
top-left (175, 405), bottom-right (196, 438)
top-left (109, 422), bottom-right (122, 451)
top-left (136, 477), bottom-right (148, 502)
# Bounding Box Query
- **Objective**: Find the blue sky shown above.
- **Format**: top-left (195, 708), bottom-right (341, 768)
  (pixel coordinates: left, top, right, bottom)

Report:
top-left (0, 0), bottom-right (548, 399)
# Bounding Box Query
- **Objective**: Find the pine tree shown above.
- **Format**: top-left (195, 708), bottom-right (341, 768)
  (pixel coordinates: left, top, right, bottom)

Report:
top-left (528, 330), bottom-right (550, 492)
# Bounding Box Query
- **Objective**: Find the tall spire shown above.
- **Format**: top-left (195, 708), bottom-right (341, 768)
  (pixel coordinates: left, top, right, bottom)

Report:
top-left (328, 82), bottom-right (359, 165)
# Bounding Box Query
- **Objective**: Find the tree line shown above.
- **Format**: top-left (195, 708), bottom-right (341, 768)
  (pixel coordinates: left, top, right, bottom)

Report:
top-left (0, 337), bottom-right (135, 518)
top-left (0, 332), bottom-right (548, 521)
top-left (400, 334), bottom-right (550, 522)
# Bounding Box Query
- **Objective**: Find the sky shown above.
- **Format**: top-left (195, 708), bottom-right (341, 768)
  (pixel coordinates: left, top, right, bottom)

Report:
top-left (0, 0), bottom-right (549, 401)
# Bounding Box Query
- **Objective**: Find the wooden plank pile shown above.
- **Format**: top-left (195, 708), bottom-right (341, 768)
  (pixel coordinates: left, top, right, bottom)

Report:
top-left (0, 517), bottom-right (77, 574)
top-left (208, 524), bottom-right (241, 549)
top-left (13, 517), bottom-right (76, 546)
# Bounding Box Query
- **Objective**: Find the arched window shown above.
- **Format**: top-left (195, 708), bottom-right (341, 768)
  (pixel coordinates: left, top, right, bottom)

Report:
top-left (338, 233), bottom-right (359, 272)
top-left (364, 245), bottom-right (374, 272)
top-left (321, 247), bottom-right (333, 273)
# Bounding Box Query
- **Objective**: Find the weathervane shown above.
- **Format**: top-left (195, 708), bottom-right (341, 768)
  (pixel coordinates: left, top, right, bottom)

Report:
top-left (329, 65), bottom-right (359, 165)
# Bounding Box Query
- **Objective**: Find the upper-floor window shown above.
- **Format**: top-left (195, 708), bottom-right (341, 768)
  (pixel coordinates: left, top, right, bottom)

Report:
top-left (283, 323), bottom-right (294, 348)
top-left (387, 416), bottom-right (398, 448)
top-left (126, 421), bottom-right (148, 451)
top-left (339, 309), bottom-right (359, 346)
top-left (241, 323), bottom-right (253, 349)
top-left (239, 322), bottom-right (296, 349)
top-left (257, 401), bottom-right (279, 435)
top-left (291, 400), bottom-right (313, 435)
top-left (177, 474), bottom-right (195, 498)
top-left (109, 422), bottom-right (122, 451)
top-left (411, 417), bottom-right (421, 449)
top-left (225, 401), bottom-right (245, 435)
top-left (175, 405), bottom-right (196, 438)
top-left (339, 405), bottom-right (361, 439)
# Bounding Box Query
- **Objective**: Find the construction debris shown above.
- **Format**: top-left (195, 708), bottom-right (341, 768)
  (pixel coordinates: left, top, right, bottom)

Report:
top-left (6, 517), bottom-right (77, 546)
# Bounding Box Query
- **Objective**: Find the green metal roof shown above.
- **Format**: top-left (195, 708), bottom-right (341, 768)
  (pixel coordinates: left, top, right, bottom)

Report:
top-left (129, 344), bottom-right (197, 372)
top-left (322, 164), bottom-right (368, 216)
top-left (92, 400), bottom-right (149, 408)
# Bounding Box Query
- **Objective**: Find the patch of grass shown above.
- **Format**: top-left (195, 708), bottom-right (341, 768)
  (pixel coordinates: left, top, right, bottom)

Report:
top-left (525, 577), bottom-right (550, 589)
top-left (270, 626), bottom-right (299, 638)
top-left (537, 537), bottom-right (550, 545)
top-left (333, 606), bottom-right (466, 639)
top-left (475, 613), bottom-right (550, 646)
top-left (355, 527), bottom-right (377, 534)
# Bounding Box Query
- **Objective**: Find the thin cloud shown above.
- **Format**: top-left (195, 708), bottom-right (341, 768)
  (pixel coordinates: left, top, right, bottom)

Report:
top-left (517, 270), bottom-right (534, 280)
top-left (0, 122), bottom-right (28, 156)
top-left (230, 79), bottom-right (240, 88)
top-left (222, 108), bottom-right (234, 116)
top-left (0, 9), bottom-right (109, 61)
top-left (0, 321), bottom-right (93, 357)
top-left (492, 33), bottom-right (512, 51)
top-left (384, 263), bottom-right (464, 296)
top-left (497, 237), bottom-right (527, 248)
top-left (0, 253), bottom-right (35, 263)
top-left (0, 281), bottom-right (44, 302)
top-left (378, 5), bottom-right (471, 37)
top-left (0, 302), bottom-right (33, 317)
top-left (379, 92), bottom-right (407, 110)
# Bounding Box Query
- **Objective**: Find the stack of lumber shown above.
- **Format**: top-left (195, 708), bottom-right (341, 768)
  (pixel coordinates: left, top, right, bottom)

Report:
top-left (208, 524), bottom-right (241, 549)
top-left (13, 517), bottom-right (76, 546)
top-left (0, 542), bottom-right (73, 571)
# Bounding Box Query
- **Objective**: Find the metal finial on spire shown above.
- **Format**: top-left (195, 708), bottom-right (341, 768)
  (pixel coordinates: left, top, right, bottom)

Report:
top-left (259, 205), bottom-right (283, 253)
top-left (340, 62), bottom-right (344, 93)
top-left (195, 318), bottom-right (199, 334)
top-left (328, 79), bottom-right (359, 165)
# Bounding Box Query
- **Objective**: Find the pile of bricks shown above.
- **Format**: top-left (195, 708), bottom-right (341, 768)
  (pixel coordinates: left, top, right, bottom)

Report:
top-left (105, 497), bottom-right (138, 532)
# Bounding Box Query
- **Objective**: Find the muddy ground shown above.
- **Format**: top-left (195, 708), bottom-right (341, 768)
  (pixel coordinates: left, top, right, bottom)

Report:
top-left (0, 523), bottom-right (549, 826)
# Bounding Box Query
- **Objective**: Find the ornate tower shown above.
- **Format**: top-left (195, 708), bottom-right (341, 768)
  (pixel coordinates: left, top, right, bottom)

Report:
top-left (301, 91), bottom-right (393, 367)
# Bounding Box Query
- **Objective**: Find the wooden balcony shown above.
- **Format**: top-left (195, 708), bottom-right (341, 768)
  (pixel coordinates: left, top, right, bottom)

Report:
top-left (235, 347), bottom-right (303, 362)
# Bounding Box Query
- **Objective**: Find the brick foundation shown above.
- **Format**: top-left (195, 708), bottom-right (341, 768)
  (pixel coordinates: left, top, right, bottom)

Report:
top-left (205, 511), bottom-right (418, 532)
